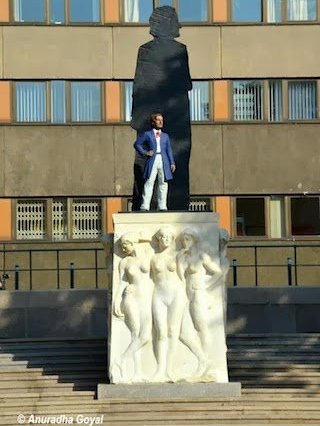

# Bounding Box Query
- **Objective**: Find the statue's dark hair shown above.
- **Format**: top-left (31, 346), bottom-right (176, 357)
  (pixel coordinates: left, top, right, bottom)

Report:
top-left (149, 6), bottom-right (181, 39)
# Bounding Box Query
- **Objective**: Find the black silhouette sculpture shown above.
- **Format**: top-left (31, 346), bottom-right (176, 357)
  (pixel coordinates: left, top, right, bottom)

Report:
top-left (131, 6), bottom-right (192, 211)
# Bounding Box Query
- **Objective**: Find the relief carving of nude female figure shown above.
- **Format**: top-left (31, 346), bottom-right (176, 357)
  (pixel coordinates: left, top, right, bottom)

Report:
top-left (151, 226), bottom-right (207, 381)
top-left (177, 228), bottom-right (222, 377)
top-left (112, 232), bottom-right (153, 382)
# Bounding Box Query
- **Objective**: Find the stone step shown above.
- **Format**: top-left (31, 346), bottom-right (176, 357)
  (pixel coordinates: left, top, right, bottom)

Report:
top-left (229, 353), bottom-right (320, 360)
top-left (2, 398), bottom-right (320, 411)
top-left (228, 362), bottom-right (320, 369)
top-left (0, 351), bottom-right (106, 360)
top-left (227, 341), bottom-right (320, 348)
top-left (0, 369), bottom-right (106, 384)
top-left (228, 348), bottom-right (320, 354)
top-left (1, 408), bottom-right (320, 421)
top-left (0, 391), bottom-right (95, 403)
top-left (0, 377), bottom-right (103, 389)
top-left (229, 368), bottom-right (320, 376)
top-left (0, 420), bottom-right (316, 426)
top-left (0, 342), bottom-right (105, 352)
top-left (0, 383), bottom-right (97, 393)
top-left (0, 363), bottom-right (105, 371)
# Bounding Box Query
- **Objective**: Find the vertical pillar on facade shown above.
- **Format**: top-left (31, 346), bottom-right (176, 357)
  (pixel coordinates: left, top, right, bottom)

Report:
top-left (105, 198), bottom-right (122, 233)
top-left (214, 81), bottom-right (230, 121)
top-left (0, 82), bottom-right (11, 122)
top-left (0, 200), bottom-right (12, 240)
top-left (215, 196), bottom-right (232, 235)
top-left (0, 0), bottom-right (10, 22)
top-left (105, 82), bottom-right (121, 122)
top-left (212, 0), bottom-right (228, 22)
top-left (104, 0), bottom-right (120, 23)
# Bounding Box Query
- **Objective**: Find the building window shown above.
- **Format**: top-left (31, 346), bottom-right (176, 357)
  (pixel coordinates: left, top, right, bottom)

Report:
top-left (15, 81), bottom-right (102, 123)
top-left (52, 199), bottom-right (68, 240)
top-left (16, 200), bottom-right (47, 240)
top-left (236, 198), bottom-right (266, 237)
top-left (15, 198), bottom-right (103, 240)
top-left (123, 0), bottom-right (153, 22)
top-left (14, 0), bottom-right (46, 22)
top-left (178, 0), bottom-right (208, 21)
top-left (267, 0), bottom-right (282, 22)
top-left (16, 82), bottom-right (46, 123)
top-left (124, 82), bottom-right (133, 122)
top-left (71, 82), bottom-right (102, 122)
top-left (124, 80), bottom-right (210, 122)
top-left (72, 199), bottom-right (102, 239)
top-left (14, 0), bottom-right (101, 24)
top-left (70, 0), bottom-right (100, 22)
top-left (233, 80), bottom-right (263, 121)
top-left (269, 80), bottom-right (282, 122)
top-left (232, 0), bottom-right (262, 22)
top-left (287, 0), bottom-right (316, 21)
top-left (51, 81), bottom-right (66, 123)
top-left (288, 81), bottom-right (317, 120)
top-left (189, 82), bottom-right (210, 121)
top-left (270, 196), bottom-right (285, 238)
top-left (291, 197), bottom-right (320, 235)
top-left (123, 0), bottom-right (208, 22)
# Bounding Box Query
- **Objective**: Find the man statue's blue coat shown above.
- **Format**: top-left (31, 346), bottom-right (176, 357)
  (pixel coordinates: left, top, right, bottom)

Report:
top-left (134, 130), bottom-right (175, 181)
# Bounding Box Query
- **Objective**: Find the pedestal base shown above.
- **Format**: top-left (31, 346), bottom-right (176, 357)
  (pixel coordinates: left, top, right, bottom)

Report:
top-left (97, 382), bottom-right (241, 399)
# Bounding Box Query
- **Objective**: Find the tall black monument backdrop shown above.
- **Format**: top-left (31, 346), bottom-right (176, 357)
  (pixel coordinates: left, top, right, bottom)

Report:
top-left (131, 6), bottom-right (192, 211)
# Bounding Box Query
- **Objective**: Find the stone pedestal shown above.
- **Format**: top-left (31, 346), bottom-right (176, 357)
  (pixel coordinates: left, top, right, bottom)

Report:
top-left (108, 212), bottom-right (232, 386)
top-left (98, 382), bottom-right (241, 399)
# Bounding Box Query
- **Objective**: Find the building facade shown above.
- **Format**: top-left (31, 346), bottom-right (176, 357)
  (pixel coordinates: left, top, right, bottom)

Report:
top-left (0, 0), bottom-right (319, 289)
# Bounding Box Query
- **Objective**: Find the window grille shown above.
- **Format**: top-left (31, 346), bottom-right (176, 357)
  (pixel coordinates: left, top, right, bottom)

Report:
top-left (269, 80), bottom-right (282, 122)
top-left (233, 80), bottom-right (263, 121)
top-left (16, 200), bottom-right (46, 240)
top-left (288, 81), bottom-right (317, 120)
top-left (72, 199), bottom-right (102, 239)
top-left (52, 199), bottom-right (67, 240)
top-left (189, 198), bottom-right (211, 212)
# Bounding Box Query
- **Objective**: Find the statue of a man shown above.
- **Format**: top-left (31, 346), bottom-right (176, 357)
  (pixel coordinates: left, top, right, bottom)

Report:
top-left (134, 113), bottom-right (176, 211)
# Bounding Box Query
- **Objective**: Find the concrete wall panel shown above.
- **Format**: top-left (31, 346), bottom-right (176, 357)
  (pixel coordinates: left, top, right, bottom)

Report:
top-left (223, 124), bottom-right (320, 194)
top-left (190, 125), bottom-right (223, 194)
top-left (114, 125), bottom-right (136, 195)
top-left (180, 27), bottom-right (220, 78)
top-left (3, 27), bottom-right (112, 79)
top-left (112, 27), bottom-right (221, 79)
top-left (222, 26), bottom-right (320, 78)
top-left (112, 27), bottom-right (150, 78)
top-left (4, 126), bottom-right (115, 196)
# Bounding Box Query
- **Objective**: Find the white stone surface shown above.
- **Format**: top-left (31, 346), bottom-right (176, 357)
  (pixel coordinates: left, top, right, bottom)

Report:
top-left (109, 212), bottom-right (229, 384)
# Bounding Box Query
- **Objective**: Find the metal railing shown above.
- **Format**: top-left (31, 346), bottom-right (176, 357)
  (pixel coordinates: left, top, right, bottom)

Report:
top-left (0, 243), bottom-right (320, 290)
top-left (228, 243), bottom-right (320, 287)
top-left (0, 247), bottom-right (106, 290)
